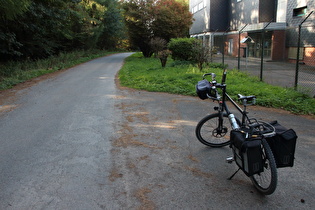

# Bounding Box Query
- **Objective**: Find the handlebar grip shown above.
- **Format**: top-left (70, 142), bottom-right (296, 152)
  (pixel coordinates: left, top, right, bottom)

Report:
top-left (203, 73), bottom-right (216, 80)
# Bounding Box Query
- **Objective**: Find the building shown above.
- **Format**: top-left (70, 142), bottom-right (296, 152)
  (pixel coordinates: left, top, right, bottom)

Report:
top-left (189, 0), bottom-right (315, 65)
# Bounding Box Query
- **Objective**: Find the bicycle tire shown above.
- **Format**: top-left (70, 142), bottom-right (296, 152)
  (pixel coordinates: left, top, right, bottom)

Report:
top-left (250, 138), bottom-right (278, 195)
top-left (195, 113), bottom-right (234, 147)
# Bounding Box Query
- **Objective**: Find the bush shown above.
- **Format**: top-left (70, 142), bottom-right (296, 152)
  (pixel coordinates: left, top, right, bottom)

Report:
top-left (168, 38), bottom-right (198, 61)
top-left (190, 40), bottom-right (211, 70)
top-left (207, 62), bottom-right (228, 69)
top-left (150, 37), bottom-right (168, 57)
top-left (168, 38), bottom-right (220, 71)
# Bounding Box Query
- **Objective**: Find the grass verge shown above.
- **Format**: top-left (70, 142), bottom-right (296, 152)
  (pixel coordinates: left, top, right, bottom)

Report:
top-left (118, 53), bottom-right (315, 115)
top-left (0, 50), bottom-right (119, 90)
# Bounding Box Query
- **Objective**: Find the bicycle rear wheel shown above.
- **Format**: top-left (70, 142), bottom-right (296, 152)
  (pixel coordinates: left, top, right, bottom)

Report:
top-left (250, 138), bottom-right (277, 195)
top-left (195, 113), bottom-right (233, 147)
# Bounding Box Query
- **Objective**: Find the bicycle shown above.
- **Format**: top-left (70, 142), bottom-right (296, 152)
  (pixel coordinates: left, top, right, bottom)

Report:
top-left (195, 69), bottom-right (278, 195)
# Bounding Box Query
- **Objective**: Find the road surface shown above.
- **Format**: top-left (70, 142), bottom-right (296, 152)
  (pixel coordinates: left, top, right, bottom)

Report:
top-left (0, 53), bottom-right (314, 209)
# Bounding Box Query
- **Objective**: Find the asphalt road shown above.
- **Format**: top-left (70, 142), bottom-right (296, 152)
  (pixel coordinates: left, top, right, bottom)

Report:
top-left (0, 53), bottom-right (314, 209)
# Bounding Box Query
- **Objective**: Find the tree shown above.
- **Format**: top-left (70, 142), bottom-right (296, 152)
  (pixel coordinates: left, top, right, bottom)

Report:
top-left (0, 0), bottom-right (108, 60)
top-left (0, 0), bottom-right (126, 61)
top-left (152, 0), bottom-right (193, 42)
top-left (0, 0), bottom-right (31, 20)
top-left (121, 0), bottom-right (155, 57)
top-left (97, 0), bottom-right (125, 49)
top-left (121, 0), bottom-right (193, 57)
top-left (150, 37), bottom-right (167, 57)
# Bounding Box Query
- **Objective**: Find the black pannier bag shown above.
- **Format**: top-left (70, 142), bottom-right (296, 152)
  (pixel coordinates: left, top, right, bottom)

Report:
top-left (196, 79), bottom-right (211, 100)
top-left (266, 121), bottom-right (297, 168)
top-left (230, 130), bottom-right (263, 176)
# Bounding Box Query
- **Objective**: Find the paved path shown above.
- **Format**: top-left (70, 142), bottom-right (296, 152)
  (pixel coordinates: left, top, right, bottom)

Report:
top-left (0, 53), bottom-right (133, 209)
top-left (110, 88), bottom-right (315, 209)
top-left (0, 53), bottom-right (314, 209)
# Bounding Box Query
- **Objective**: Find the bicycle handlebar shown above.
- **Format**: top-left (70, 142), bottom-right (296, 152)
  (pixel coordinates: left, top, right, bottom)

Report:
top-left (202, 70), bottom-right (255, 106)
top-left (202, 73), bottom-right (216, 80)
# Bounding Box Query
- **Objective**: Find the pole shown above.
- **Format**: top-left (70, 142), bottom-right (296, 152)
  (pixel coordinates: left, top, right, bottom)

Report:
top-left (295, 11), bottom-right (313, 89)
top-left (295, 25), bottom-right (301, 89)
top-left (238, 24), bottom-right (247, 70)
top-left (260, 20), bottom-right (273, 81)
top-left (210, 29), bottom-right (218, 63)
top-left (222, 27), bottom-right (230, 66)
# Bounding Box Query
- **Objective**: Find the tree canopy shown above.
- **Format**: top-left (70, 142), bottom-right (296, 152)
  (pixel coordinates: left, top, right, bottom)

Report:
top-left (152, 0), bottom-right (193, 41)
top-left (0, 0), bottom-right (31, 20)
top-left (0, 0), bottom-right (193, 61)
top-left (0, 0), bottom-right (124, 61)
top-left (121, 0), bottom-right (193, 57)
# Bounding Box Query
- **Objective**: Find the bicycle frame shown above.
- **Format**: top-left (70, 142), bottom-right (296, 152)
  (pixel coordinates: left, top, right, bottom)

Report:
top-left (204, 70), bottom-right (251, 129)
top-left (197, 70), bottom-right (279, 195)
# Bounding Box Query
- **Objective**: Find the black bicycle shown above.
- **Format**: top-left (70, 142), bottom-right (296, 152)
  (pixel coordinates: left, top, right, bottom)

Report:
top-left (195, 69), bottom-right (279, 195)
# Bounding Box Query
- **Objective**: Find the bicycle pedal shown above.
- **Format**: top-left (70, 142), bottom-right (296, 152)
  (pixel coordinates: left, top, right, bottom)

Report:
top-left (226, 157), bottom-right (234, 164)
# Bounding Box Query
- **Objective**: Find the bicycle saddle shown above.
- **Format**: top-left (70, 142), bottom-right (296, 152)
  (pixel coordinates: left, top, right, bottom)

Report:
top-left (237, 94), bottom-right (256, 100)
top-left (237, 94), bottom-right (256, 105)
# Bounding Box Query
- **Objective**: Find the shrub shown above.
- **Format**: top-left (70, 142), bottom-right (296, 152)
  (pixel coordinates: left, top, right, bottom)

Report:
top-left (207, 62), bottom-right (228, 69)
top-left (157, 49), bottom-right (172, 67)
top-left (168, 38), bottom-right (197, 61)
top-left (190, 40), bottom-right (211, 70)
top-left (168, 38), bottom-right (220, 70)
top-left (150, 37), bottom-right (168, 57)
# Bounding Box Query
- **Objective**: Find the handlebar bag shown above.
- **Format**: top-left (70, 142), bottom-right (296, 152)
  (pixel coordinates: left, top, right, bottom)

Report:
top-left (196, 79), bottom-right (211, 100)
top-left (266, 121), bottom-right (297, 168)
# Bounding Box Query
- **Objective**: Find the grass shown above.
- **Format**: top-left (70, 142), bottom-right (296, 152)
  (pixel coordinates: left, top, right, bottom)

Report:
top-left (1, 51), bottom-right (314, 115)
top-left (0, 49), bottom-right (119, 90)
top-left (118, 53), bottom-right (315, 115)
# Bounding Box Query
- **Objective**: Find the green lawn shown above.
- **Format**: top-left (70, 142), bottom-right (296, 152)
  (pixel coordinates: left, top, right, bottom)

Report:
top-left (118, 53), bottom-right (315, 115)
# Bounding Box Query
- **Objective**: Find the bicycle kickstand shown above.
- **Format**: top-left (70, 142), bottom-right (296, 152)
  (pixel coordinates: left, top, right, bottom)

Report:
top-left (228, 168), bottom-right (241, 180)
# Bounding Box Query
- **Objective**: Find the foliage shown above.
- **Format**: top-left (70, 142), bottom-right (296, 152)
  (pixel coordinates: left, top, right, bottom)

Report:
top-left (121, 0), bottom-right (193, 57)
top-left (97, 0), bottom-right (126, 49)
top-left (121, 0), bottom-right (155, 57)
top-left (150, 37), bottom-right (168, 57)
top-left (0, 0), bottom-right (125, 61)
top-left (168, 38), bottom-right (198, 61)
top-left (190, 40), bottom-right (211, 70)
top-left (151, 0), bottom-right (193, 41)
top-left (0, 50), bottom-right (117, 90)
top-left (207, 62), bottom-right (228, 69)
top-left (118, 53), bottom-right (315, 115)
top-left (168, 38), bottom-right (223, 70)
top-left (157, 50), bottom-right (172, 59)
top-left (157, 49), bottom-right (172, 67)
top-left (0, 0), bottom-right (31, 20)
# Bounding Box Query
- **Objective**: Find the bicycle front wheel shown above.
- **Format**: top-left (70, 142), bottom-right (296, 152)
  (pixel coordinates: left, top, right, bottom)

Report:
top-left (195, 113), bottom-right (233, 147)
top-left (250, 138), bottom-right (278, 195)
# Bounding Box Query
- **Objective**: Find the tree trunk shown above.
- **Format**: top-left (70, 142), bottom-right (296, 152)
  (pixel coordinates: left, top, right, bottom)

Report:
top-left (160, 57), bottom-right (167, 67)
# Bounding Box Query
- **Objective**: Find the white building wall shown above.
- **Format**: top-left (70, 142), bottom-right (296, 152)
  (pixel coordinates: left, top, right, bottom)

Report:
top-left (276, 0), bottom-right (288, 22)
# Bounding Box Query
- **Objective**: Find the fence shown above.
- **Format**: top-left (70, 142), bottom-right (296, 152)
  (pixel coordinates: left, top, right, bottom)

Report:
top-left (210, 12), bottom-right (315, 98)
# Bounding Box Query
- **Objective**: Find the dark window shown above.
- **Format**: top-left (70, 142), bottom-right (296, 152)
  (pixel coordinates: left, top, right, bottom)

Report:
top-left (259, 0), bottom-right (276, 22)
top-left (293, 6), bottom-right (307, 17)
